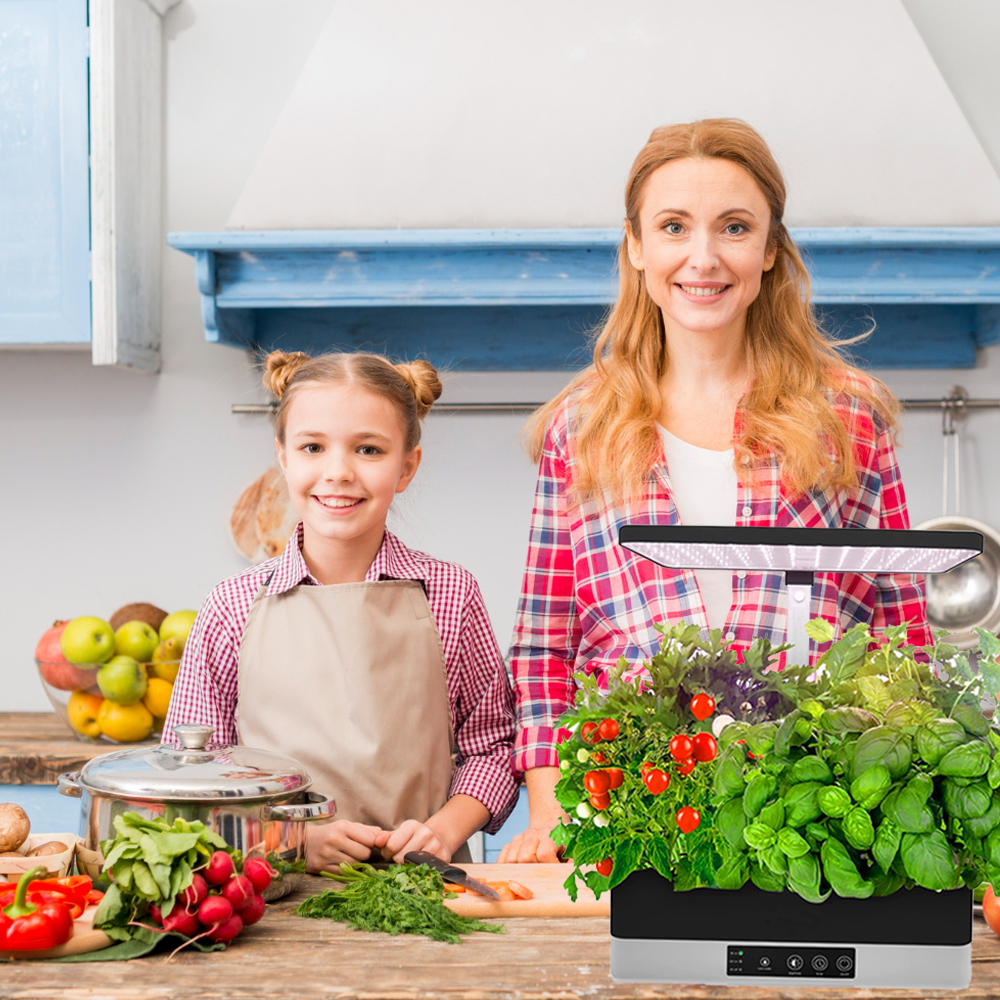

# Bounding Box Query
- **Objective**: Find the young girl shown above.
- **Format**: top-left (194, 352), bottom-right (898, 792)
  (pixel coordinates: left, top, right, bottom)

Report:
top-left (165, 351), bottom-right (519, 871)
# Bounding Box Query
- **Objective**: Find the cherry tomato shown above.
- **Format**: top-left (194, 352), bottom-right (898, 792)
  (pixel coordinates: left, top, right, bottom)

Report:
top-left (590, 751), bottom-right (609, 765)
top-left (676, 758), bottom-right (696, 776)
top-left (583, 770), bottom-right (611, 795)
top-left (643, 768), bottom-right (670, 795)
top-left (606, 768), bottom-right (624, 790)
top-left (596, 858), bottom-right (614, 877)
top-left (597, 718), bottom-right (620, 741)
top-left (691, 731), bottom-right (718, 763)
top-left (676, 806), bottom-right (701, 834)
top-left (581, 722), bottom-right (602, 744)
top-left (669, 734), bottom-right (694, 760)
top-left (689, 693), bottom-right (716, 721)
top-left (589, 791), bottom-right (611, 810)
top-left (984, 886), bottom-right (1000, 938)
top-left (640, 761), bottom-right (656, 775)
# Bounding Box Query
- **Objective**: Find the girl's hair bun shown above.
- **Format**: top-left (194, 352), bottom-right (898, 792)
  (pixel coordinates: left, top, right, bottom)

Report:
top-left (393, 360), bottom-right (443, 418)
top-left (262, 350), bottom-right (312, 399)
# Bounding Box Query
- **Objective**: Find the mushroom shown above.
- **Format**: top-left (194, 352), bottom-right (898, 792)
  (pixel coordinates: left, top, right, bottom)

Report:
top-left (26, 841), bottom-right (67, 857)
top-left (0, 803), bottom-right (30, 854)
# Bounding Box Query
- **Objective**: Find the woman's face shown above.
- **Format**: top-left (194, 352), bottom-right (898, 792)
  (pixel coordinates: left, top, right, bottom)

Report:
top-left (626, 156), bottom-right (776, 345)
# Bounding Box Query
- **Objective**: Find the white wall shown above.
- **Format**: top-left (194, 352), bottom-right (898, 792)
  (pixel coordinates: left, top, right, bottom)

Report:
top-left (3, 0), bottom-right (1000, 713)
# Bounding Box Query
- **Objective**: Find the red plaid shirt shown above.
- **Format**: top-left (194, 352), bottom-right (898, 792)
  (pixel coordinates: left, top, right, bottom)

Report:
top-left (509, 386), bottom-right (931, 773)
top-left (165, 526), bottom-right (519, 833)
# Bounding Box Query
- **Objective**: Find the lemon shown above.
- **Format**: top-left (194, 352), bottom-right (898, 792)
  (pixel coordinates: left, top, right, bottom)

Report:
top-left (66, 690), bottom-right (104, 739)
top-left (98, 699), bottom-right (154, 743)
top-left (143, 677), bottom-right (174, 719)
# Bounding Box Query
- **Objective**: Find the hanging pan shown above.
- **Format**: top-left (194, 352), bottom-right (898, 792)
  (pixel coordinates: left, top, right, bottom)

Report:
top-left (916, 389), bottom-right (1000, 648)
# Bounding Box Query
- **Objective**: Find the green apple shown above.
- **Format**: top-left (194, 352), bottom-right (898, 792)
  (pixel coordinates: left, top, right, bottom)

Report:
top-left (114, 620), bottom-right (159, 663)
top-left (60, 616), bottom-right (116, 665)
top-left (97, 655), bottom-right (148, 705)
top-left (159, 610), bottom-right (197, 651)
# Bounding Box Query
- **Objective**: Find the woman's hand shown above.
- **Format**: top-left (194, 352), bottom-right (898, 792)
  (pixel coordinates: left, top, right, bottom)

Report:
top-left (305, 820), bottom-right (383, 873)
top-left (497, 825), bottom-right (564, 864)
top-left (498, 765), bottom-right (568, 863)
top-left (374, 820), bottom-right (451, 863)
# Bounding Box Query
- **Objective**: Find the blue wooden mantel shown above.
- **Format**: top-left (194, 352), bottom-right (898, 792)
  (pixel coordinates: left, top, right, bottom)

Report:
top-left (166, 228), bottom-right (1000, 370)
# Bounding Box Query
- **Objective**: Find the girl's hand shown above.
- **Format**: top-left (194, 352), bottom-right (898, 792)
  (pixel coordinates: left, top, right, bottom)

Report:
top-left (305, 820), bottom-right (383, 873)
top-left (374, 820), bottom-right (451, 863)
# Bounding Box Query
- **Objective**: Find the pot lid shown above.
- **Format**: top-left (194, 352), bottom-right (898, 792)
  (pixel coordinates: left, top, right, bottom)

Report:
top-left (76, 724), bottom-right (313, 802)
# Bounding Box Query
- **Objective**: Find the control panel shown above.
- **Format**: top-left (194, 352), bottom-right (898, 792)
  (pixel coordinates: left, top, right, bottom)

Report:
top-left (727, 945), bottom-right (855, 979)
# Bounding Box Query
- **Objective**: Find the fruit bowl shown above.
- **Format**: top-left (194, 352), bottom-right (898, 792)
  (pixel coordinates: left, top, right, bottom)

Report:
top-left (37, 660), bottom-right (180, 744)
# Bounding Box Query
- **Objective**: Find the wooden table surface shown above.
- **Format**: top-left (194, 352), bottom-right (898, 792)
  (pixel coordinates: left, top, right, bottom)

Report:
top-left (1, 876), bottom-right (1000, 1000)
top-left (0, 711), bottom-right (153, 784)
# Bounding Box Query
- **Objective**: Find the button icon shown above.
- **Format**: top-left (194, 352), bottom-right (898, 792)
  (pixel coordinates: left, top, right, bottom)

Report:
top-left (836, 955), bottom-right (854, 972)
top-left (812, 955), bottom-right (829, 971)
top-left (759, 956), bottom-right (771, 968)
top-left (787, 954), bottom-right (804, 971)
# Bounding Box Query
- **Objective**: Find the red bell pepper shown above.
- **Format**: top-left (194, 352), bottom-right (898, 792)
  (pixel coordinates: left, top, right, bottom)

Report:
top-left (1, 866), bottom-right (75, 951)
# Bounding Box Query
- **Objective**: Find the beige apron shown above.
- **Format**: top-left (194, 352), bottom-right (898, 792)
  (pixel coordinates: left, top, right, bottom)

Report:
top-left (236, 577), bottom-right (464, 856)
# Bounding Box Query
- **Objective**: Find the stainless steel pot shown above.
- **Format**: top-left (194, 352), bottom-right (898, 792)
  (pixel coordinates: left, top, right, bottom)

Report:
top-left (57, 724), bottom-right (335, 900)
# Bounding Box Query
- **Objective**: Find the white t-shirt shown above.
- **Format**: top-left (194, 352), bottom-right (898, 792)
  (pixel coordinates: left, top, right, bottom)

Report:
top-left (657, 425), bottom-right (738, 631)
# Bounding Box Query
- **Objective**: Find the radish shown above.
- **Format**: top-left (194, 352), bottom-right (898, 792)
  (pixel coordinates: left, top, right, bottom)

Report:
top-left (162, 907), bottom-right (199, 937)
top-left (197, 894), bottom-right (234, 928)
top-left (147, 903), bottom-right (163, 926)
top-left (203, 850), bottom-right (235, 886)
top-left (207, 913), bottom-right (243, 944)
top-left (179, 873), bottom-right (208, 909)
top-left (240, 894), bottom-right (266, 926)
top-left (221, 874), bottom-right (254, 911)
top-left (242, 856), bottom-right (274, 894)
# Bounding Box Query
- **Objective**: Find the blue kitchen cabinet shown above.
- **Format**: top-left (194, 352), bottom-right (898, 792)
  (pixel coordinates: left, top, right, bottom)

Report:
top-left (0, 0), bottom-right (91, 346)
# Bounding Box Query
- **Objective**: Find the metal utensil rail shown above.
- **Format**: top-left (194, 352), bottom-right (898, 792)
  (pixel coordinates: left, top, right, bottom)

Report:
top-left (232, 386), bottom-right (1000, 416)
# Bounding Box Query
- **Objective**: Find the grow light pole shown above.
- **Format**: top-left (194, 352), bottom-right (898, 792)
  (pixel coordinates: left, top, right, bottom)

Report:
top-left (618, 526), bottom-right (984, 659)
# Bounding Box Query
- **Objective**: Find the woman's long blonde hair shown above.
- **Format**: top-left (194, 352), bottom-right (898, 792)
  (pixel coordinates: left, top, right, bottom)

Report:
top-left (527, 118), bottom-right (898, 505)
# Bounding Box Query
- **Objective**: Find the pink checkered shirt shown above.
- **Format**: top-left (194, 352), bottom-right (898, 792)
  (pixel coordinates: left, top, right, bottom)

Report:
top-left (509, 385), bottom-right (932, 774)
top-left (164, 526), bottom-right (519, 833)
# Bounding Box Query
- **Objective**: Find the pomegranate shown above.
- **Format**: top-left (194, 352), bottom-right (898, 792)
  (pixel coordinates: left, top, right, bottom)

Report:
top-left (35, 620), bottom-right (97, 691)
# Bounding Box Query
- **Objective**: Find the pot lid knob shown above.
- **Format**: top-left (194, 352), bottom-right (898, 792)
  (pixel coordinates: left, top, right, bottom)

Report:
top-left (173, 724), bottom-right (214, 751)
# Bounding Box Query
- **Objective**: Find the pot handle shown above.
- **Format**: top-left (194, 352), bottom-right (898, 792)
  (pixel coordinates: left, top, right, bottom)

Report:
top-left (265, 793), bottom-right (336, 823)
top-left (57, 771), bottom-right (82, 798)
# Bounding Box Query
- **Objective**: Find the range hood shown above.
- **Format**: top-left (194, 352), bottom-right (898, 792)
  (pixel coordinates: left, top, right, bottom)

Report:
top-left (167, 227), bottom-right (1000, 370)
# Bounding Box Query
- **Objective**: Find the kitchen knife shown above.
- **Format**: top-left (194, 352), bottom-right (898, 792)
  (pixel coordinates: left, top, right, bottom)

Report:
top-left (403, 850), bottom-right (501, 899)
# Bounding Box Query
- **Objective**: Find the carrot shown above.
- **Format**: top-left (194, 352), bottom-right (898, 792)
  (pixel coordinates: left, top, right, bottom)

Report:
top-left (507, 879), bottom-right (534, 900)
top-left (484, 881), bottom-right (517, 901)
top-left (445, 884), bottom-right (467, 893)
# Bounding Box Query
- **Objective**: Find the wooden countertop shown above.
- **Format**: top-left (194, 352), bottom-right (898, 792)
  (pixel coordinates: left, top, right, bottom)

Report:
top-left (0, 876), bottom-right (999, 999)
top-left (0, 712), bottom-right (152, 784)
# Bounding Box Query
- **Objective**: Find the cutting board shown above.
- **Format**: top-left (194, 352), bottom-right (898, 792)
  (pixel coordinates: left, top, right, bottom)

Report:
top-left (1, 906), bottom-right (112, 961)
top-left (442, 864), bottom-right (608, 918)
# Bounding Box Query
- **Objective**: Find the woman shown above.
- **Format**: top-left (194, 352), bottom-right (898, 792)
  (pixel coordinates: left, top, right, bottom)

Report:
top-left (499, 119), bottom-right (930, 863)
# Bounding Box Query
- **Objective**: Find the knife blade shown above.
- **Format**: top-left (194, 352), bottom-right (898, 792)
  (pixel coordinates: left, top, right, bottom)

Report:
top-left (403, 850), bottom-right (502, 899)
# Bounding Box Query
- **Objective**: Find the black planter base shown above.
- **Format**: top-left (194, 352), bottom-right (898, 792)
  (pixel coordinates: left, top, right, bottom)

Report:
top-left (610, 869), bottom-right (972, 988)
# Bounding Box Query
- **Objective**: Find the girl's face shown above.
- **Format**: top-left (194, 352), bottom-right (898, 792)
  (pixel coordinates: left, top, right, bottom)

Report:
top-left (277, 383), bottom-right (420, 555)
top-left (626, 156), bottom-right (777, 346)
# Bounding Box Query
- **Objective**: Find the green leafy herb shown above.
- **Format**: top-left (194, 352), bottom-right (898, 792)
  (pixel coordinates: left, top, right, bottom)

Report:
top-left (296, 863), bottom-right (504, 944)
top-left (552, 619), bottom-right (1000, 904)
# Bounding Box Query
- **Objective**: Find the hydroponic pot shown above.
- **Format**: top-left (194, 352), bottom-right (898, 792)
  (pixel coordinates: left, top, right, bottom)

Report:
top-left (611, 866), bottom-right (972, 988)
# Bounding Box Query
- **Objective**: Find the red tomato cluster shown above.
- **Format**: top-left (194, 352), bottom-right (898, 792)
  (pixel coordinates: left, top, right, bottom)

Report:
top-left (147, 852), bottom-right (273, 946)
top-left (580, 718), bottom-right (625, 810)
